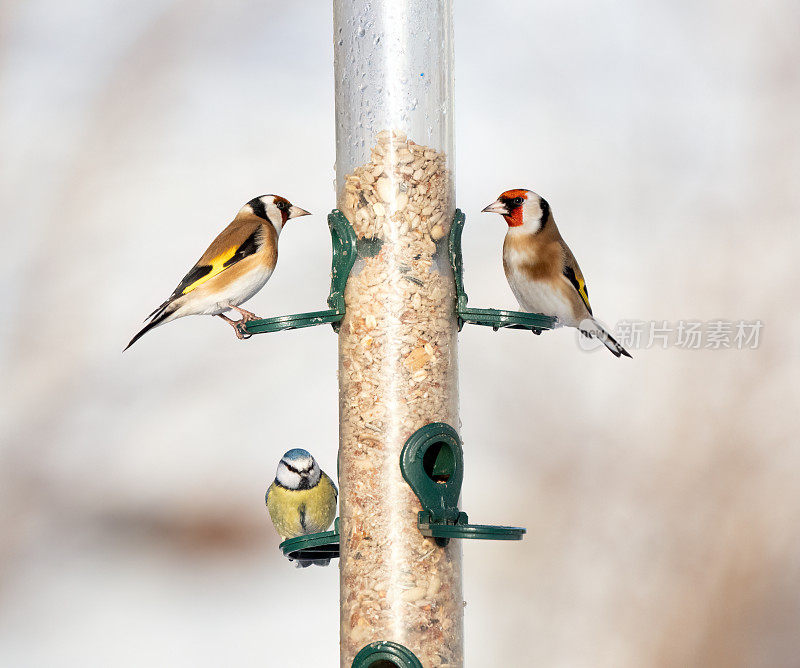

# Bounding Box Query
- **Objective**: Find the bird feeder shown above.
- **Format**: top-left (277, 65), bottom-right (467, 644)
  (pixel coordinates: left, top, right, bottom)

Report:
top-left (254, 1), bottom-right (546, 665)
top-left (333, 1), bottom-right (464, 666)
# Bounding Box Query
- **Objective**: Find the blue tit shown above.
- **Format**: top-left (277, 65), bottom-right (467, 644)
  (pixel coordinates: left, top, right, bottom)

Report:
top-left (266, 448), bottom-right (338, 567)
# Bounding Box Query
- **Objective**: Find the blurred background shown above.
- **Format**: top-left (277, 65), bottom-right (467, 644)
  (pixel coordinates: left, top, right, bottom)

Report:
top-left (1, 0), bottom-right (798, 665)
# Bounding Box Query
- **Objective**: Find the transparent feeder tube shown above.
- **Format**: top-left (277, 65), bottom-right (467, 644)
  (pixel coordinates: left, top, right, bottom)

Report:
top-left (334, 1), bottom-right (462, 666)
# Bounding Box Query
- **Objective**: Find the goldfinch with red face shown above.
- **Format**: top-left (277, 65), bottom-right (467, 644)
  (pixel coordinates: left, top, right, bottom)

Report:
top-left (125, 195), bottom-right (310, 349)
top-left (482, 189), bottom-right (631, 358)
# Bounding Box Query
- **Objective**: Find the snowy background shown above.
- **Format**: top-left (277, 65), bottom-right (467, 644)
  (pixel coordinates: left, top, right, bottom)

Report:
top-left (1, 0), bottom-right (798, 666)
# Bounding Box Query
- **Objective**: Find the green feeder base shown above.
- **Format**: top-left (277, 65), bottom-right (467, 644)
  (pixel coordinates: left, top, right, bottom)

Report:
top-left (352, 641), bottom-right (423, 668)
top-left (400, 423), bottom-right (527, 546)
top-left (244, 210), bottom-right (357, 336)
top-left (279, 517), bottom-right (340, 565)
top-left (448, 209), bottom-right (557, 333)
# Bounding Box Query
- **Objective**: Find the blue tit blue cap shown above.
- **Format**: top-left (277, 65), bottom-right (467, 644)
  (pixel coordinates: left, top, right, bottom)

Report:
top-left (283, 448), bottom-right (312, 461)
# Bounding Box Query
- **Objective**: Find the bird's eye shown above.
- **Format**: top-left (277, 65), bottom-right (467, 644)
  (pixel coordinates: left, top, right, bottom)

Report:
top-left (276, 200), bottom-right (288, 210)
top-left (513, 197), bottom-right (524, 206)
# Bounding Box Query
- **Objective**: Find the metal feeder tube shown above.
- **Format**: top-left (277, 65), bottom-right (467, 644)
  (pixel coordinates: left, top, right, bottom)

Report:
top-left (334, 1), bottom-right (463, 666)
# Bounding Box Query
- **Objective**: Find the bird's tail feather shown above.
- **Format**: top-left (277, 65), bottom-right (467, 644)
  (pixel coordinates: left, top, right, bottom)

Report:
top-left (145, 299), bottom-right (170, 322)
top-left (125, 303), bottom-right (177, 351)
top-left (581, 318), bottom-right (632, 358)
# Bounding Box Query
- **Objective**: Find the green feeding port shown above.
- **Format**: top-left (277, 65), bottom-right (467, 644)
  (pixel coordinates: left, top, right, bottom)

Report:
top-left (448, 209), bottom-right (558, 333)
top-left (278, 517), bottom-right (340, 566)
top-left (422, 439), bottom-right (454, 482)
top-left (400, 422), bottom-right (526, 545)
top-left (245, 210), bottom-right (357, 335)
top-left (352, 641), bottom-right (423, 668)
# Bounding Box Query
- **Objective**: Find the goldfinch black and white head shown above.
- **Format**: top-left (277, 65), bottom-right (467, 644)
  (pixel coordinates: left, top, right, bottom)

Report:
top-left (483, 188), bottom-right (631, 358)
top-left (125, 194), bottom-right (310, 349)
top-left (242, 194), bottom-right (311, 236)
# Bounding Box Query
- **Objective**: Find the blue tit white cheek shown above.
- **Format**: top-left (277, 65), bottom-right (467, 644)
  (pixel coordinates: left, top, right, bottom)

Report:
top-left (307, 462), bottom-right (321, 487)
top-left (276, 462), bottom-right (303, 489)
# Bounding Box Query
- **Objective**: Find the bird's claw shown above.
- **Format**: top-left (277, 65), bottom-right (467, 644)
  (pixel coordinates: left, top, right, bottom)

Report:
top-left (234, 322), bottom-right (252, 340)
top-left (234, 308), bottom-right (261, 323)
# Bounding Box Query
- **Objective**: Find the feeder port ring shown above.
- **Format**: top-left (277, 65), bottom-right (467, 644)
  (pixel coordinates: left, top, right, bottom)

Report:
top-left (400, 422), bottom-right (526, 544)
top-left (351, 641), bottom-right (423, 668)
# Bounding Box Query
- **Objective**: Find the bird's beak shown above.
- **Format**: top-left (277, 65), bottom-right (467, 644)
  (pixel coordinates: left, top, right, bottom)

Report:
top-left (481, 199), bottom-right (509, 215)
top-left (288, 205), bottom-right (311, 219)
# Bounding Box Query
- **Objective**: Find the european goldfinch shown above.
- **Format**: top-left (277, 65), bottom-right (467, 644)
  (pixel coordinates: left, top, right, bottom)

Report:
top-left (125, 194), bottom-right (310, 349)
top-left (482, 189), bottom-right (631, 358)
top-left (266, 449), bottom-right (338, 568)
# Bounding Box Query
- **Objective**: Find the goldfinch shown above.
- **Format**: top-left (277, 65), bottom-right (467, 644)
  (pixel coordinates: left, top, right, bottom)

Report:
top-left (266, 449), bottom-right (338, 567)
top-left (482, 189), bottom-right (631, 358)
top-left (125, 195), bottom-right (310, 349)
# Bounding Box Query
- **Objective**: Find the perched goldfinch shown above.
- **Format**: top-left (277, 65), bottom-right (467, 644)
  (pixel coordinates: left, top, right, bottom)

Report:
top-left (266, 449), bottom-right (338, 568)
top-left (482, 189), bottom-right (631, 358)
top-left (125, 194), bottom-right (310, 349)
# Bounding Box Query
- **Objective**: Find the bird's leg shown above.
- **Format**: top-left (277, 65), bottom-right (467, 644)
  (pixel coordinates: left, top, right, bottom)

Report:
top-left (217, 313), bottom-right (251, 340)
top-left (231, 306), bottom-right (261, 322)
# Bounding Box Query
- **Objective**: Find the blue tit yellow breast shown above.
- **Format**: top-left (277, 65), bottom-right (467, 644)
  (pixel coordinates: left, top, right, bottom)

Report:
top-left (266, 473), bottom-right (338, 541)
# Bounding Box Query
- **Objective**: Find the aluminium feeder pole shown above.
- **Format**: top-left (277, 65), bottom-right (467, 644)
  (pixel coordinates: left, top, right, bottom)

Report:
top-left (334, 1), bottom-right (462, 666)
